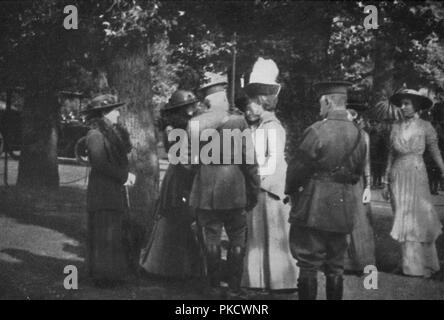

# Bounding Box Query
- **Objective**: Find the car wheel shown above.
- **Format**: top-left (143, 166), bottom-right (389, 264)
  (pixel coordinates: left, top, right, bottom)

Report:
top-left (75, 136), bottom-right (89, 165)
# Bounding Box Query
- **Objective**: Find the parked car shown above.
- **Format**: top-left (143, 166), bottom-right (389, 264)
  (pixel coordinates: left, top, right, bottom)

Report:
top-left (57, 117), bottom-right (89, 158)
top-left (0, 101), bottom-right (89, 160)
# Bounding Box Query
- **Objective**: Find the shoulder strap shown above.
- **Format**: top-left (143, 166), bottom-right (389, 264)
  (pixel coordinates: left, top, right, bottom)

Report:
top-left (338, 122), bottom-right (362, 167)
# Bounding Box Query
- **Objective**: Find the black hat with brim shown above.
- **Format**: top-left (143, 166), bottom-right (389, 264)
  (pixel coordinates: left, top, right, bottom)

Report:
top-left (164, 98), bottom-right (199, 111)
top-left (164, 90), bottom-right (199, 111)
top-left (389, 89), bottom-right (433, 110)
top-left (80, 102), bottom-right (125, 115)
top-left (244, 83), bottom-right (281, 98)
top-left (80, 94), bottom-right (126, 115)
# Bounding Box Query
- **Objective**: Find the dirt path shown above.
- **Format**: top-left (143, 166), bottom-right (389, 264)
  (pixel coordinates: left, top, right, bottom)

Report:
top-left (1, 158), bottom-right (444, 299)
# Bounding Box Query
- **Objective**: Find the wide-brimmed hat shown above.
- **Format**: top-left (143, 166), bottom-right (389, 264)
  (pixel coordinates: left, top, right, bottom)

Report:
top-left (164, 90), bottom-right (198, 111)
top-left (244, 57), bottom-right (281, 97)
top-left (197, 72), bottom-right (228, 99)
top-left (80, 94), bottom-right (125, 115)
top-left (389, 89), bottom-right (433, 110)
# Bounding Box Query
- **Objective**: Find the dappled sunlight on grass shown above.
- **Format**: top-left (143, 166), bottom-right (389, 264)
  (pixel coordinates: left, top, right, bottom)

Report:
top-left (0, 216), bottom-right (83, 263)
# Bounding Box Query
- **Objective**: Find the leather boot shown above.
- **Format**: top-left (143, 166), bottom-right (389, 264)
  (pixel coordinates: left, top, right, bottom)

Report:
top-left (227, 246), bottom-right (245, 292)
top-left (298, 276), bottom-right (317, 300)
top-left (326, 275), bottom-right (343, 300)
top-left (206, 245), bottom-right (221, 288)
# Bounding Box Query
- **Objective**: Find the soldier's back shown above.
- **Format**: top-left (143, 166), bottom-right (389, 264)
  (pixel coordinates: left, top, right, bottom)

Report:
top-left (189, 109), bottom-right (252, 210)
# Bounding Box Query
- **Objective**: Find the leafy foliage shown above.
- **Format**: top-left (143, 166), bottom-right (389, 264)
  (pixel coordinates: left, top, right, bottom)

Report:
top-left (1, 0), bottom-right (444, 163)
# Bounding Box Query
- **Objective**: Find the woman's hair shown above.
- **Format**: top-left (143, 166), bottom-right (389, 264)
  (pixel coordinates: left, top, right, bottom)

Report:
top-left (250, 94), bottom-right (278, 111)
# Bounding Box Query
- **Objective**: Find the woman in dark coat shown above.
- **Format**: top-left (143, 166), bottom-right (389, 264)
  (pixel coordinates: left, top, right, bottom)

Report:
top-left (139, 90), bottom-right (204, 279)
top-left (82, 94), bottom-right (134, 287)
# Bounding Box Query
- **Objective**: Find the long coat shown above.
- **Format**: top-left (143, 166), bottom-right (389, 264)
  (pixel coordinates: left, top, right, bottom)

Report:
top-left (285, 110), bottom-right (367, 234)
top-left (85, 119), bottom-right (130, 280)
top-left (242, 111), bottom-right (299, 289)
top-left (254, 111), bottom-right (287, 199)
top-left (187, 109), bottom-right (260, 210)
top-left (86, 123), bottom-right (129, 213)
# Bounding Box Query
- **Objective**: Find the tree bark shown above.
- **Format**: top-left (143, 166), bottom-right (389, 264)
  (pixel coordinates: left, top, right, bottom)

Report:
top-left (17, 88), bottom-right (59, 189)
top-left (371, 33), bottom-right (395, 106)
top-left (108, 49), bottom-right (159, 233)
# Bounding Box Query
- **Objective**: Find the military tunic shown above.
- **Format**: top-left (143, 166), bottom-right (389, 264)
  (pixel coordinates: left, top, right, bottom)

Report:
top-left (285, 109), bottom-right (367, 276)
top-left (187, 108), bottom-right (261, 247)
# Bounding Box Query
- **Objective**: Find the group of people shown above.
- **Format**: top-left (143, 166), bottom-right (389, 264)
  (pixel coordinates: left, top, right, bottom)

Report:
top-left (139, 58), bottom-right (299, 293)
top-left (80, 57), bottom-right (444, 300)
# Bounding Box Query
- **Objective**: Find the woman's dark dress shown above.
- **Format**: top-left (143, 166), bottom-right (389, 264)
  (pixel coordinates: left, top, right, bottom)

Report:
top-left (86, 119), bottom-right (131, 282)
top-left (139, 113), bottom-right (203, 278)
top-left (139, 163), bottom-right (203, 278)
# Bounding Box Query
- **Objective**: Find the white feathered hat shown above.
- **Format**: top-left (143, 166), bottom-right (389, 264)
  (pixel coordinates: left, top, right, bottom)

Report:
top-left (244, 57), bottom-right (281, 97)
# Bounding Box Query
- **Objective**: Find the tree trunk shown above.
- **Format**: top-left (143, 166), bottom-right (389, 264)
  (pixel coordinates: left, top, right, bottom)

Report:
top-left (108, 49), bottom-right (159, 233)
top-left (17, 89), bottom-right (59, 189)
top-left (371, 34), bottom-right (395, 106)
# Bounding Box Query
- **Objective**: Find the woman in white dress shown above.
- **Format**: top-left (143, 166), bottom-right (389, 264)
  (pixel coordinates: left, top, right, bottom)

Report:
top-left (382, 89), bottom-right (444, 278)
top-left (241, 58), bottom-right (299, 291)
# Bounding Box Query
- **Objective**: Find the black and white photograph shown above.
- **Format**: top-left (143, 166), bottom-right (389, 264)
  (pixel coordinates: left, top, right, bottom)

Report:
top-left (0, 0), bottom-right (444, 304)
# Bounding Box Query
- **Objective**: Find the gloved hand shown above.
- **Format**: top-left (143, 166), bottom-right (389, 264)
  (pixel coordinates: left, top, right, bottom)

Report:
top-left (124, 172), bottom-right (136, 187)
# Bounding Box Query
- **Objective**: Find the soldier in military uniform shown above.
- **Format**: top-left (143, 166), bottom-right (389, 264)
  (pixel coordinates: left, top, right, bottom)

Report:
top-left (186, 74), bottom-right (260, 293)
top-left (285, 81), bottom-right (367, 300)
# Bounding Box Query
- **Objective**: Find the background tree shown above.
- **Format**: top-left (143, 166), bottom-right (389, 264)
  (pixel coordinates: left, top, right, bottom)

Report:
top-left (1, 0), bottom-right (443, 241)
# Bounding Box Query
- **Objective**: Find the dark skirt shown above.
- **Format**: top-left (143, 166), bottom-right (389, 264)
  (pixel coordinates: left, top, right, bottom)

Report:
top-left (139, 210), bottom-right (203, 279)
top-left (139, 164), bottom-right (203, 278)
top-left (87, 210), bottom-right (130, 281)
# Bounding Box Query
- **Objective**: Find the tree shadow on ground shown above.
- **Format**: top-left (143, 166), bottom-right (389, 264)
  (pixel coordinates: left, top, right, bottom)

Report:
top-left (0, 186), bottom-right (86, 242)
top-left (0, 248), bottom-right (200, 300)
top-left (0, 248), bottom-right (85, 300)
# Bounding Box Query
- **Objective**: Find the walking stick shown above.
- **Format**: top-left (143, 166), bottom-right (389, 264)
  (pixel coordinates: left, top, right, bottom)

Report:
top-left (231, 32), bottom-right (237, 111)
top-left (123, 184), bottom-right (138, 273)
top-left (125, 185), bottom-right (131, 210)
